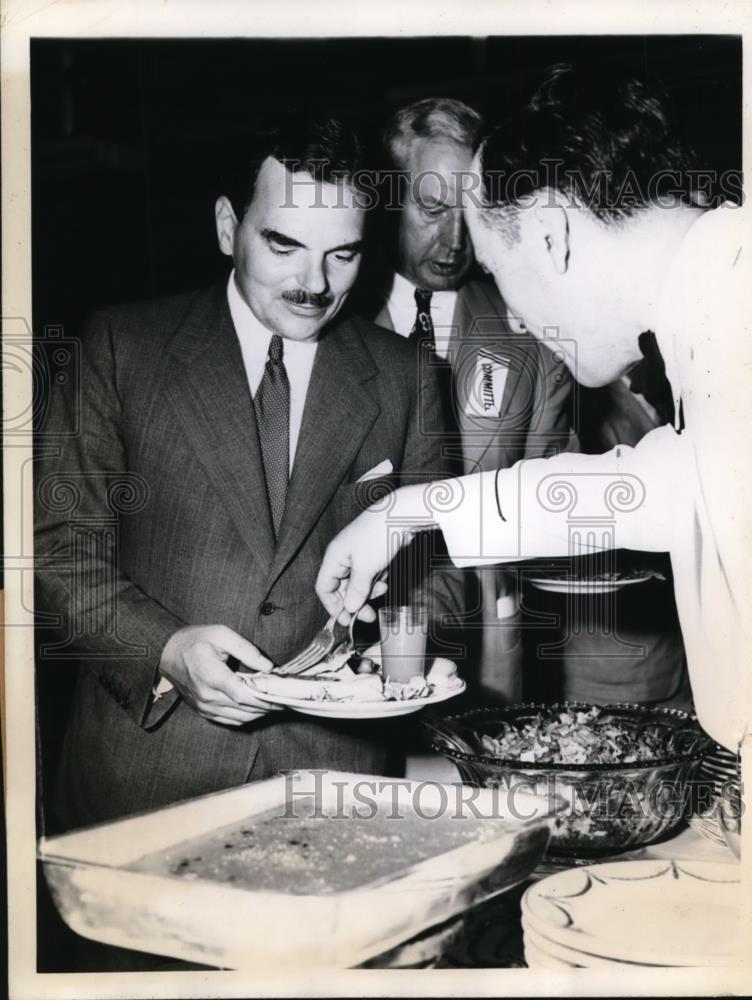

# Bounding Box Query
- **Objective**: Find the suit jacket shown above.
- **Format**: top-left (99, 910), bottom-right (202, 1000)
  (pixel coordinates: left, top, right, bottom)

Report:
top-left (373, 277), bottom-right (573, 698)
top-left (35, 282), bottom-right (461, 829)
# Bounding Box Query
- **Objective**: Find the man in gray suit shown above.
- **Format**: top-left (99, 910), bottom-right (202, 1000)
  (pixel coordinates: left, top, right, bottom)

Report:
top-left (36, 117), bottom-right (461, 834)
top-left (362, 98), bottom-right (573, 700)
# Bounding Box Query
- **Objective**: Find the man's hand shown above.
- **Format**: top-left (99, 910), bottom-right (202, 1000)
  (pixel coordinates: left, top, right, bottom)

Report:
top-left (159, 624), bottom-right (279, 726)
top-left (316, 484), bottom-right (438, 622)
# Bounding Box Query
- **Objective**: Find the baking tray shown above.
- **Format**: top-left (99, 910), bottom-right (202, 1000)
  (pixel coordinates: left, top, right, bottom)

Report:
top-left (39, 769), bottom-right (558, 969)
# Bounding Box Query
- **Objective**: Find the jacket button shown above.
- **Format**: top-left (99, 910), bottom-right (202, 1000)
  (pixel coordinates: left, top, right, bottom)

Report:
top-left (260, 601), bottom-right (276, 616)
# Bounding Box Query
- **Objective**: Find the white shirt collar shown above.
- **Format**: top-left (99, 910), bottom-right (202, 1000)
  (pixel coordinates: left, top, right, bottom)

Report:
top-left (227, 270), bottom-right (273, 353)
top-left (384, 272), bottom-right (458, 357)
top-left (386, 271), bottom-right (458, 312)
top-left (653, 209), bottom-right (717, 433)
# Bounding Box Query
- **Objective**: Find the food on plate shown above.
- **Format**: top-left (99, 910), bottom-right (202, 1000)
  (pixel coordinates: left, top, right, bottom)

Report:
top-left (240, 646), bottom-right (463, 704)
top-left (128, 796), bottom-right (509, 895)
top-left (248, 672), bottom-right (384, 702)
top-left (426, 658), bottom-right (461, 687)
top-left (383, 675), bottom-right (430, 701)
top-left (477, 706), bottom-right (669, 765)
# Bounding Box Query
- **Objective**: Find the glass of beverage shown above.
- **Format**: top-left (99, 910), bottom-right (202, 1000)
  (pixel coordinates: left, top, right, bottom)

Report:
top-left (378, 605), bottom-right (428, 683)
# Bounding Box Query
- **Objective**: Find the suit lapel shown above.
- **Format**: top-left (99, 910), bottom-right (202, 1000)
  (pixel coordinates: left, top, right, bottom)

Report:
top-left (163, 284), bottom-right (276, 572)
top-left (455, 280), bottom-right (525, 422)
top-left (269, 319), bottom-right (380, 582)
top-left (373, 303), bottom-right (394, 331)
top-left (451, 281), bottom-right (531, 472)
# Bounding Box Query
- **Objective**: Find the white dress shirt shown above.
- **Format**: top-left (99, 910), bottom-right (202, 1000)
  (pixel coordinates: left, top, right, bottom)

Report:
top-left (227, 271), bottom-right (318, 473)
top-left (384, 272), bottom-right (456, 359)
top-left (432, 204), bottom-right (751, 752)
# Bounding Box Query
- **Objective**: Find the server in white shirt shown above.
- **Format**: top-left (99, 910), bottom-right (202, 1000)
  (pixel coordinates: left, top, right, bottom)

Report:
top-left (316, 66), bottom-right (750, 755)
top-left (360, 97), bottom-right (573, 701)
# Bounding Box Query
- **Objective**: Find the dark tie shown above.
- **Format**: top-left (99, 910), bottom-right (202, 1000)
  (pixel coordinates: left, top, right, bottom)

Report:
top-left (410, 287), bottom-right (435, 350)
top-left (253, 334), bottom-right (290, 538)
top-left (627, 330), bottom-right (676, 427)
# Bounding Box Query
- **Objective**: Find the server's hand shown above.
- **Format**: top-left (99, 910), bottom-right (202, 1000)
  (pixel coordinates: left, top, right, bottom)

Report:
top-left (316, 483), bottom-right (437, 623)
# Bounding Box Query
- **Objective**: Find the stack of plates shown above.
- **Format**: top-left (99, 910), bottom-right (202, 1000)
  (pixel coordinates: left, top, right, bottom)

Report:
top-left (690, 745), bottom-right (741, 846)
top-left (699, 744), bottom-right (740, 797)
top-left (522, 860), bottom-right (741, 969)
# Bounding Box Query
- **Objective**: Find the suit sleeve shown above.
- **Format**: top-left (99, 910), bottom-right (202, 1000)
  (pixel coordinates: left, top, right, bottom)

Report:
top-left (391, 350), bottom-right (467, 630)
top-left (435, 425), bottom-right (682, 567)
top-left (35, 312), bottom-right (185, 728)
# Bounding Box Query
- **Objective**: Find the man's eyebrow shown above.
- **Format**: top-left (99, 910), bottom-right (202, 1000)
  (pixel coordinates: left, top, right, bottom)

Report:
top-left (261, 228), bottom-right (306, 249)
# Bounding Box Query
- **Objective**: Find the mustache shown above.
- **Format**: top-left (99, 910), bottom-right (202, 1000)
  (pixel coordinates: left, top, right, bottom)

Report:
top-left (282, 288), bottom-right (333, 309)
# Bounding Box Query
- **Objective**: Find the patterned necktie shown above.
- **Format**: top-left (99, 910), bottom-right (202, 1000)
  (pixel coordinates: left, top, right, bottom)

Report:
top-left (253, 334), bottom-right (290, 538)
top-left (410, 288), bottom-right (435, 350)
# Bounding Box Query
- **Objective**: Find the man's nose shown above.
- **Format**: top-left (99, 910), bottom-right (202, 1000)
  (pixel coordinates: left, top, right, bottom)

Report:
top-left (440, 209), bottom-right (467, 253)
top-left (299, 256), bottom-right (329, 295)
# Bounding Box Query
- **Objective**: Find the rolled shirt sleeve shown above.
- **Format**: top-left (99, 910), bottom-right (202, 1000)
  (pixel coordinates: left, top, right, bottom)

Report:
top-left (435, 424), bottom-right (684, 567)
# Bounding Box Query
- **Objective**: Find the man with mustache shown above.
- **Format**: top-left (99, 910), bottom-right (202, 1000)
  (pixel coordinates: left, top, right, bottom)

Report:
top-left (316, 65), bottom-right (750, 757)
top-left (36, 115), bottom-right (462, 845)
top-left (358, 97), bottom-right (573, 701)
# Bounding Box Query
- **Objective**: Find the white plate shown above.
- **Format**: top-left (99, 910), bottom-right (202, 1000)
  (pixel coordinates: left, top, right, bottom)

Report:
top-left (523, 920), bottom-right (660, 970)
top-left (521, 859), bottom-right (741, 967)
top-left (527, 575), bottom-right (654, 594)
top-left (250, 680), bottom-right (466, 719)
top-left (524, 935), bottom-right (580, 970)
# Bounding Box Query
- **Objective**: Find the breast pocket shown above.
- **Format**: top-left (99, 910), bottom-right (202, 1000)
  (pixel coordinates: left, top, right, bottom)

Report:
top-left (333, 476), bottom-right (396, 526)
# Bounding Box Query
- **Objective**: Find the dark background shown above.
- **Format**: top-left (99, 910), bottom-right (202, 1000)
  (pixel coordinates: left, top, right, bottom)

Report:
top-left (31, 34), bottom-right (742, 971)
top-left (32, 35), bottom-right (742, 340)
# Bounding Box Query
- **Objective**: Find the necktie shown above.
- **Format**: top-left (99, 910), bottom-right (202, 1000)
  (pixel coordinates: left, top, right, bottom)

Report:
top-left (628, 330), bottom-right (676, 427)
top-left (410, 288), bottom-right (435, 350)
top-left (253, 334), bottom-right (290, 538)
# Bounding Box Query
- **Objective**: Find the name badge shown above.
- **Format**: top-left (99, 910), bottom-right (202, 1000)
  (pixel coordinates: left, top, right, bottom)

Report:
top-left (464, 349), bottom-right (509, 417)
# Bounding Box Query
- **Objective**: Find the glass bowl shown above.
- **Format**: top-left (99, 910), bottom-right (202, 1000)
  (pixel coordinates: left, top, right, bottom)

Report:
top-left (423, 703), bottom-right (712, 857)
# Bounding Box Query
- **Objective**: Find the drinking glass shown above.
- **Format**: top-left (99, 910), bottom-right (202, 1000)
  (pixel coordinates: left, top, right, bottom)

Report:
top-left (378, 606), bottom-right (428, 683)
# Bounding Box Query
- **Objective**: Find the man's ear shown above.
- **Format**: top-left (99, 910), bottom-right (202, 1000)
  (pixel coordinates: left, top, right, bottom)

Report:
top-left (215, 196), bottom-right (238, 257)
top-left (536, 199), bottom-right (570, 276)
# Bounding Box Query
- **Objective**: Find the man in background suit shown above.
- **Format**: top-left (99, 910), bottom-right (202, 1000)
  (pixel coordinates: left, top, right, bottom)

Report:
top-left (35, 116), bottom-right (462, 841)
top-left (361, 98), bottom-right (573, 700)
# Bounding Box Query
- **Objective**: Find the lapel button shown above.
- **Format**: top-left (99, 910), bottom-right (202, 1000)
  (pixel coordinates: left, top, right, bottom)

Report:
top-left (260, 601), bottom-right (276, 616)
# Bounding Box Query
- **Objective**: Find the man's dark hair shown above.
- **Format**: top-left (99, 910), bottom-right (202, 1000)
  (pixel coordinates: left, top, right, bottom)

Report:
top-left (479, 62), bottom-right (698, 230)
top-left (220, 114), bottom-right (364, 219)
top-left (383, 97), bottom-right (483, 169)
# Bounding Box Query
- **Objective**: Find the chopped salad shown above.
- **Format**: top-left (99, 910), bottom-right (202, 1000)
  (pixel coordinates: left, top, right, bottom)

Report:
top-left (478, 707), bottom-right (669, 765)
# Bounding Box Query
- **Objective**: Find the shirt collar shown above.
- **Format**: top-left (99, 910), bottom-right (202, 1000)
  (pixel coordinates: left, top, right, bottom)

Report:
top-left (386, 271), bottom-right (458, 309)
top-left (652, 210), bottom-right (713, 433)
top-left (227, 271), bottom-right (272, 351)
